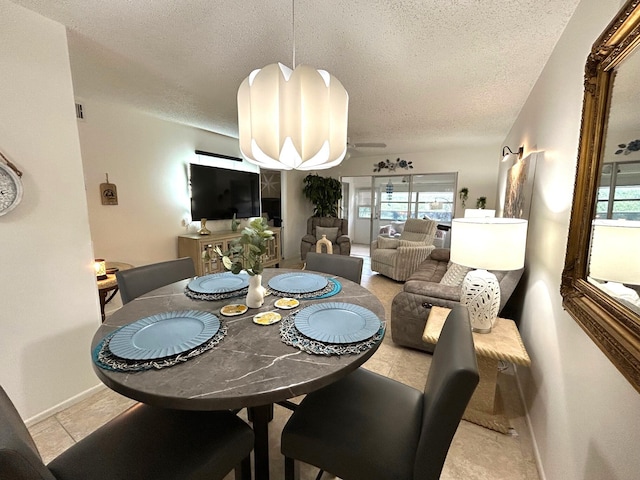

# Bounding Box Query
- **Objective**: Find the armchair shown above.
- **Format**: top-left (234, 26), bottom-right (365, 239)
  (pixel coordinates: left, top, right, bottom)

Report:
top-left (300, 217), bottom-right (351, 261)
top-left (371, 218), bottom-right (438, 281)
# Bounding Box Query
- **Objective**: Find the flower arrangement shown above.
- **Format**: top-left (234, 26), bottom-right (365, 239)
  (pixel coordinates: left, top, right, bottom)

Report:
top-left (373, 158), bottom-right (413, 172)
top-left (215, 217), bottom-right (274, 275)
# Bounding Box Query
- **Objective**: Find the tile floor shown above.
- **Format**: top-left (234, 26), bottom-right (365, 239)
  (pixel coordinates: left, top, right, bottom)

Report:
top-left (29, 244), bottom-right (540, 479)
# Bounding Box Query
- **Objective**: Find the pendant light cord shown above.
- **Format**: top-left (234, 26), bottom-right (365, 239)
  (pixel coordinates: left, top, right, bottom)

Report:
top-left (292, 0), bottom-right (296, 68)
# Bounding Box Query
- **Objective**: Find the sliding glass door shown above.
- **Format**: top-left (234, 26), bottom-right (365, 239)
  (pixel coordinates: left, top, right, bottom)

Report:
top-left (369, 173), bottom-right (457, 243)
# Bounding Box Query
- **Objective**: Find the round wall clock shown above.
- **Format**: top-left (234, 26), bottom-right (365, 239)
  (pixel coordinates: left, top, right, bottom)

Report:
top-left (0, 157), bottom-right (23, 216)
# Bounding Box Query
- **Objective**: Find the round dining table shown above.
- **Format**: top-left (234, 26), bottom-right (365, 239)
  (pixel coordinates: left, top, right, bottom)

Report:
top-left (91, 268), bottom-right (385, 480)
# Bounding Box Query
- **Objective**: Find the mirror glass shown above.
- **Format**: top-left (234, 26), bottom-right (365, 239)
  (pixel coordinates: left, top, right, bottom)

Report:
top-left (588, 47), bottom-right (640, 316)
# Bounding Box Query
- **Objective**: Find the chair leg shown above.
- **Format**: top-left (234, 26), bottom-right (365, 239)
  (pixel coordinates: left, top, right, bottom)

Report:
top-left (284, 456), bottom-right (300, 480)
top-left (235, 455), bottom-right (252, 480)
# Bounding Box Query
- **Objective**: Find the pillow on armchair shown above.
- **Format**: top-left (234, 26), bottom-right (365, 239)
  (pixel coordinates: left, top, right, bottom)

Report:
top-left (316, 227), bottom-right (339, 243)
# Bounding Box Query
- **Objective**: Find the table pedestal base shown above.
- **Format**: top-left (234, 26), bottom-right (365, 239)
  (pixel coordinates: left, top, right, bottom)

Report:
top-left (247, 404), bottom-right (275, 480)
top-left (463, 356), bottom-right (511, 434)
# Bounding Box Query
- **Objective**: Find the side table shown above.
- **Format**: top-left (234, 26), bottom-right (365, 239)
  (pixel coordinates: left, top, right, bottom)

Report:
top-left (96, 262), bottom-right (133, 322)
top-left (423, 306), bottom-right (530, 433)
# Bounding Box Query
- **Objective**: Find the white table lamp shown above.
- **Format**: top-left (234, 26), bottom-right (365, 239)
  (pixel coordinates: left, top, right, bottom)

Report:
top-left (464, 209), bottom-right (496, 218)
top-left (451, 218), bottom-right (528, 333)
top-left (589, 220), bottom-right (640, 300)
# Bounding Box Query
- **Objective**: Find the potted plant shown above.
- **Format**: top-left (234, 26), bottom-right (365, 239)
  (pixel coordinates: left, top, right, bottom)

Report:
top-left (476, 196), bottom-right (487, 209)
top-left (458, 187), bottom-right (469, 209)
top-left (303, 174), bottom-right (343, 217)
top-left (216, 217), bottom-right (274, 307)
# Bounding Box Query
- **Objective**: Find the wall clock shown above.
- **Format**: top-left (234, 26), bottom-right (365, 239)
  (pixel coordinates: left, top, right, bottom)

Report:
top-left (0, 152), bottom-right (23, 216)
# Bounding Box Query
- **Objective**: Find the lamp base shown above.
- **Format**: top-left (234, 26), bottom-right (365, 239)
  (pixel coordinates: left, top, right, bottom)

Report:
top-left (460, 269), bottom-right (501, 333)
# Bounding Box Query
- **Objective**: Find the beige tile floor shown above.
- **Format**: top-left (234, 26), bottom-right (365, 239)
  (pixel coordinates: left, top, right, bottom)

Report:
top-left (29, 244), bottom-right (540, 479)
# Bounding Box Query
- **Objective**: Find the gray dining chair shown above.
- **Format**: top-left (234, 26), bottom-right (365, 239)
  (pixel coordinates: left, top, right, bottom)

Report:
top-left (304, 252), bottom-right (364, 284)
top-left (280, 305), bottom-right (479, 480)
top-left (116, 257), bottom-right (195, 304)
top-left (0, 385), bottom-right (254, 480)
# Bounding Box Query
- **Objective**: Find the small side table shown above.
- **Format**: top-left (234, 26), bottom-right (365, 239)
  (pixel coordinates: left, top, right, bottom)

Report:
top-left (423, 306), bottom-right (531, 433)
top-left (96, 262), bottom-right (133, 322)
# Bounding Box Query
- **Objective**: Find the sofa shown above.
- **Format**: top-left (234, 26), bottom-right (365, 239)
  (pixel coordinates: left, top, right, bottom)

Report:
top-left (300, 217), bottom-right (351, 261)
top-left (370, 218), bottom-right (438, 281)
top-left (391, 248), bottom-right (524, 353)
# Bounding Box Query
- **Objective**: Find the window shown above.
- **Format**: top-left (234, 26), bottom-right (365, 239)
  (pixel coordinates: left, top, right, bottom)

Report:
top-left (598, 161), bottom-right (640, 220)
top-left (356, 188), bottom-right (372, 219)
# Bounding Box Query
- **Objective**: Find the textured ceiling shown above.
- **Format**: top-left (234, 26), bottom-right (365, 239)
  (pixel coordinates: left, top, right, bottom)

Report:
top-left (12, 0), bottom-right (582, 156)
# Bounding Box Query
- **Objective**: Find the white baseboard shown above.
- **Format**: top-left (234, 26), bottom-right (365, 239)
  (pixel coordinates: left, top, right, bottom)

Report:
top-left (515, 366), bottom-right (546, 480)
top-left (25, 383), bottom-right (106, 427)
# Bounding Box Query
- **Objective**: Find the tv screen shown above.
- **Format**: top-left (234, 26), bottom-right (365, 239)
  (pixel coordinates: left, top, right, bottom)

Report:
top-left (190, 164), bottom-right (261, 220)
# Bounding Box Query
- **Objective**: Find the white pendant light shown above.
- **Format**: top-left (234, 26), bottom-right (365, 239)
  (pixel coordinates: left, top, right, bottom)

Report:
top-left (237, 1), bottom-right (349, 171)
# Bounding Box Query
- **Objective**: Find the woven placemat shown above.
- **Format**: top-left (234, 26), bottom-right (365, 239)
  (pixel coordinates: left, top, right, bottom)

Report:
top-left (93, 323), bottom-right (228, 372)
top-left (279, 312), bottom-right (385, 356)
top-left (184, 286), bottom-right (248, 301)
top-left (269, 278), bottom-right (341, 299)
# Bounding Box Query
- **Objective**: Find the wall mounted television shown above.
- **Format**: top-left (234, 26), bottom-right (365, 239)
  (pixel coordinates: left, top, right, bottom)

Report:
top-left (189, 164), bottom-right (261, 220)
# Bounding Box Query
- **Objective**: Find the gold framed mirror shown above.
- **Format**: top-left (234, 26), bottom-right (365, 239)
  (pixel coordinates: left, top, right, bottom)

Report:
top-left (562, 0), bottom-right (640, 393)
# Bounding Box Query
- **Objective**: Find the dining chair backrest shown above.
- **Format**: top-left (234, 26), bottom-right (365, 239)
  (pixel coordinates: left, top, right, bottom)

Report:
top-left (305, 252), bottom-right (364, 284)
top-left (413, 304), bottom-right (479, 479)
top-left (0, 384), bottom-right (254, 480)
top-left (0, 386), bottom-right (57, 480)
top-left (116, 257), bottom-right (195, 304)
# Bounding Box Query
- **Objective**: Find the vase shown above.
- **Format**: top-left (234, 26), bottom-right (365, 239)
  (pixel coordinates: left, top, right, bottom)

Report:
top-left (246, 274), bottom-right (265, 308)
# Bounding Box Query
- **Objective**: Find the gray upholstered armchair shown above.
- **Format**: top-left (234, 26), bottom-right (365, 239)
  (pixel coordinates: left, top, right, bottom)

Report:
top-left (300, 217), bottom-right (351, 261)
top-left (371, 218), bottom-right (438, 281)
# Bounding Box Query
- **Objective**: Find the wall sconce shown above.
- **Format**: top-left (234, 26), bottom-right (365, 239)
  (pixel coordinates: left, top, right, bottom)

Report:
top-left (94, 259), bottom-right (107, 280)
top-left (502, 145), bottom-right (524, 159)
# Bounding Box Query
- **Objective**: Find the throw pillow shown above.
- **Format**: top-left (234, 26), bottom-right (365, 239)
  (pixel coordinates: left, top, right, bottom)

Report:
top-left (377, 236), bottom-right (399, 249)
top-left (398, 240), bottom-right (425, 247)
top-left (439, 262), bottom-right (472, 287)
top-left (316, 226), bottom-right (339, 243)
top-left (391, 221), bottom-right (405, 234)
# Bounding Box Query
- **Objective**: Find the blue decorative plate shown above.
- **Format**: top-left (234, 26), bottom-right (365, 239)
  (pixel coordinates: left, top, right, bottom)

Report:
top-left (108, 310), bottom-right (220, 360)
top-left (188, 272), bottom-right (249, 293)
top-left (268, 272), bottom-right (328, 294)
top-left (294, 302), bottom-right (381, 344)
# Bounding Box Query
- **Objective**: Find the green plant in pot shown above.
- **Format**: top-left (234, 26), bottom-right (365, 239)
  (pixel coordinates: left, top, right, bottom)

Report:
top-left (476, 196), bottom-right (487, 209)
top-left (303, 174), bottom-right (343, 217)
top-left (216, 218), bottom-right (274, 308)
top-left (458, 187), bottom-right (469, 209)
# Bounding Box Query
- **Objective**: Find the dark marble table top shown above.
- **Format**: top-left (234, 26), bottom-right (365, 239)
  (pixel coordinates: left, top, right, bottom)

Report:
top-left (91, 268), bottom-right (385, 411)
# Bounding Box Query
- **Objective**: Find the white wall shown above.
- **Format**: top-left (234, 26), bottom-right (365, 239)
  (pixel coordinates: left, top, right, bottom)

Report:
top-left (281, 169), bottom-right (314, 260)
top-left (78, 100), bottom-right (257, 266)
top-left (332, 144), bottom-right (501, 219)
top-left (0, 1), bottom-right (101, 419)
top-left (502, 0), bottom-right (640, 479)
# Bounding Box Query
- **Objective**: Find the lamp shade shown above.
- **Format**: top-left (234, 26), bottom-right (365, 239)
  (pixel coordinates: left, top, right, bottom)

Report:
top-left (237, 63), bottom-right (348, 171)
top-left (589, 220), bottom-right (640, 285)
top-left (451, 218), bottom-right (528, 271)
top-left (464, 209), bottom-right (496, 218)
